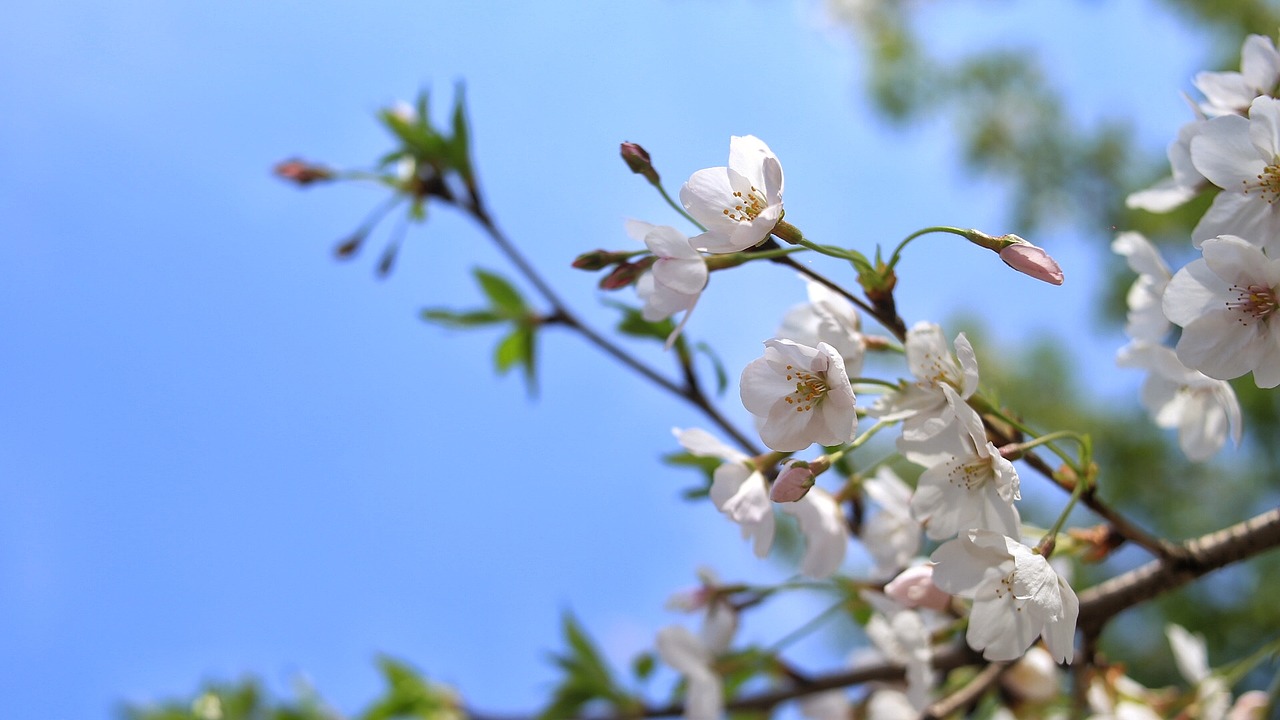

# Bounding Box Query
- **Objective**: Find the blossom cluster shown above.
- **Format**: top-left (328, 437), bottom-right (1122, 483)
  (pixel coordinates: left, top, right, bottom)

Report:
top-left (1123, 34), bottom-right (1280, 423)
top-left (620, 35), bottom-right (1280, 707)
top-left (623, 134), bottom-right (1084, 718)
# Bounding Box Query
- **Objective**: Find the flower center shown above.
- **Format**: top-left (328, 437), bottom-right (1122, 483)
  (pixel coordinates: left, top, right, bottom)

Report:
top-left (722, 186), bottom-right (766, 223)
top-left (1226, 282), bottom-right (1279, 325)
top-left (1245, 163), bottom-right (1280, 203)
top-left (946, 460), bottom-right (990, 491)
top-left (783, 365), bottom-right (829, 413)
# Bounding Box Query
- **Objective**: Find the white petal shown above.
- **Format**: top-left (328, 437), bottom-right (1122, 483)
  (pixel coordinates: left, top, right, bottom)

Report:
top-left (1191, 114), bottom-right (1264, 190)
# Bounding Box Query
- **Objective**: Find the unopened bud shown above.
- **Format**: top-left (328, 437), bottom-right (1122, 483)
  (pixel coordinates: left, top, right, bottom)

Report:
top-left (598, 257), bottom-right (654, 290)
top-left (1000, 241), bottom-right (1064, 286)
top-left (274, 158), bottom-right (334, 186)
top-left (333, 231), bottom-right (367, 259)
top-left (376, 243), bottom-right (398, 277)
top-left (771, 461), bottom-right (816, 503)
top-left (620, 142), bottom-right (660, 185)
top-left (572, 249), bottom-right (630, 271)
top-left (882, 565), bottom-right (951, 611)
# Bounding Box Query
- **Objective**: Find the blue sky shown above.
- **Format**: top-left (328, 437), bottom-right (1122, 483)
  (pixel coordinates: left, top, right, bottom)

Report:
top-left (0, 1), bottom-right (1206, 718)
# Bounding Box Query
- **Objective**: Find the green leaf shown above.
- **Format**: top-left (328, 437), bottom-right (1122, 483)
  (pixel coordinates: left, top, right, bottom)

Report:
top-left (419, 308), bottom-right (505, 328)
top-left (494, 327), bottom-right (529, 375)
top-left (359, 656), bottom-right (465, 720)
top-left (474, 268), bottom-right (527, 316)
top-left (448, 82), bottom-right (474, 184)
top-left (537, 612), bottom-right (637, 720)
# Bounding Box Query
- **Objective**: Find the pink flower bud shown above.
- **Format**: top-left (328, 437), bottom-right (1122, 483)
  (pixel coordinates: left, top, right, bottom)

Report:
top-left (883, 565), bottom-right (951, 611)
top-left (771, 462), bottom-right (815, 502)
top-left (999, 242), bottom-right (1064, 285)
top-left (274, 158), bottom-right (334, 186)
top-left (620, 142), bottom-right (660, 185)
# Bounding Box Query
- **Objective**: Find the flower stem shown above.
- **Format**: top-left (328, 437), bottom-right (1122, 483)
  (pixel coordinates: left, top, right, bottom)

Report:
top-left (886, 225), bottom-right (972, 270)
top-left (654, 182), bottom-right (705, 231)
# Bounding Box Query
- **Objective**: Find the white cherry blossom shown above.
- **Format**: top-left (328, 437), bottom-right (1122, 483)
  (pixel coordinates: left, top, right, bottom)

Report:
top-left (740, 339), bottom-right (858, 452)
top-left (862, 591), bottom-right (936, 710)
top-left (779, 487), bottom-right (849, 579)
top-left (1112, 231), bottom-right (1172, 343)
top-left (909, 386), bottom-right (1021, 541)
top-left (883, 564), bottom-right (951, 612)
top-left (656, 625), bottom-right (724, 720)
top-left (1117, 343), bottom-right (1242, 461)
top-left (1162, 235), bottom-right (1280, 387)
top-left (675, 428), bottom-right (775, 558)
top-left (860, 466), bottom-right (922, 576)
top-left (1127, 117), bottom-right (1209, 213)
top-left (796, 690), bottom-right (851, 720)
top-left (1189, 96), bottom-right (1280, 252)
top-left (680, 135), bottom-right (784, 253)
top-left (626, 220), bottom-right (707, 347)
top-left (1194, 34), bottom-right (1280, 117)
top-left (869, 323), bottom-right (980, 464)
top-left (931, 529), bottom-right (1078, 663)
top-left (777, 277), bottom-right (867, 376)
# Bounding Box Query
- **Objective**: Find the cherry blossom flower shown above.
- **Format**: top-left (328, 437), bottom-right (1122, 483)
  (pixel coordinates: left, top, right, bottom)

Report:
top-left (1086, 673), bottom-right (1162, 720)
top-left (656, 595), bottom-right (738, 720)
top-left (866, 690), bottom-right (918, 720)
top-left (625, 220), bottom-right (707, 348)
top-left (1167, 624), bottom-right (1233, 720)
top-left (862, 591), bottom-right (936, 709)
top-left (1127, 117), bottom-right (1209, 212)
top-left (1162, 235), bottom-right (1280, 387)
top-left (740, 339), bottom-right (858, 452)
top-left (1194, 34), bottom-right (1280, 118)
top-left (674, 428), bottom-right (775, 558)
top-left (869, 323), bottom-right (980, 463)
top-left (796, 690), bottom-right (851, 720)
top-left (1189, 96), bottom-right (1280, 252)
top-left (883, 565), bottom-right (951, 612)
top-left (656, 624), bottom-right (724, 720)
top-left (931, 529), bottom-right (1079, 663)
top-left (1117, 343), bottom-right (1242, 461)
top-left (680, 135), bottom-right (785, 253)
top-left (1002, 646), bottom-right (1062, 702)
top-left (779, 487), bottom-right (849, 578)
top-left (1112, 232), bottom-right (1173, 343)
top-left (777, 278), bottom-right (867, 376)
top-left (909, 386), bottom-right (1022, 541)
top-left (861, 467), bottom-right (923, 577)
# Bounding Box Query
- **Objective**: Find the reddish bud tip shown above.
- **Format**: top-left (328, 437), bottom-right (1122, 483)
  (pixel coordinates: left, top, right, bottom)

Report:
top-left (274, 158), bottom-right (334, 186)
top-left (334, 232), bottom-right (366, 259)
top-left (572, 249), bottom-right (620, 271)
top-left (598, 257), bottom-right (655, 290)
top-left (620, 142), bottom-right (660, 184)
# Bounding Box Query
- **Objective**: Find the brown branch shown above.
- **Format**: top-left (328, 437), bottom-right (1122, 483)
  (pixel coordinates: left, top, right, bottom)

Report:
top-left (551, 505), bottom-right (1280, 720)
top-left (1076, 504), bottom-right (1280, 637)
top-left (921, 660), bottom-right (1007, 720)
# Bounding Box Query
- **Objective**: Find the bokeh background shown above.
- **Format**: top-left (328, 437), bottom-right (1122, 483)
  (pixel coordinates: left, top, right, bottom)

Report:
top-left (3, 1), bottom-right (1274, 718)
